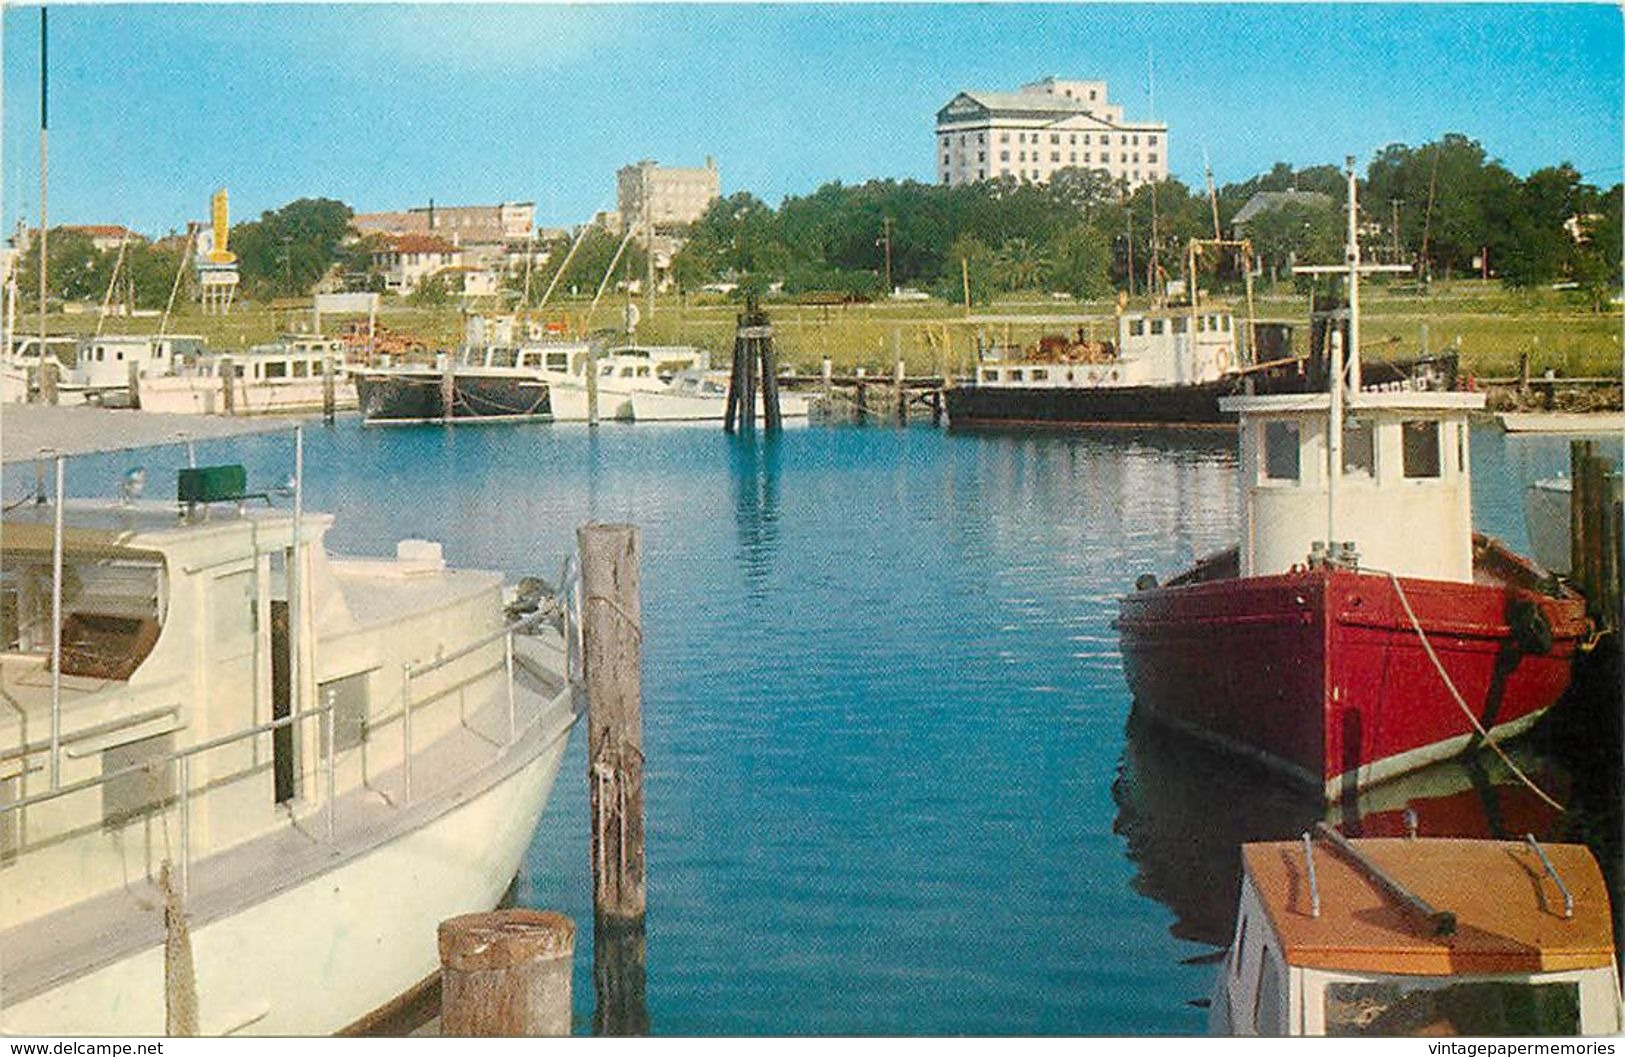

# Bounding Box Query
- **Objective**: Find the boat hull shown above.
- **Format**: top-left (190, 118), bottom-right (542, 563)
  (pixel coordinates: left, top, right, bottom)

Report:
top-left (946, 378), bottom-right (1242, 429)
top-left (1116, 559), bottom-right (1587, 797)
top-left (0, 710), bottom-right (575, 1036)
top-left (355, 370), bottom-right (551, 424)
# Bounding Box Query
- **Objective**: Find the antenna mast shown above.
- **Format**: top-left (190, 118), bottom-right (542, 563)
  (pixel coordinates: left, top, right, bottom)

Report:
top-left (37, 8), bottom-right (49, 380)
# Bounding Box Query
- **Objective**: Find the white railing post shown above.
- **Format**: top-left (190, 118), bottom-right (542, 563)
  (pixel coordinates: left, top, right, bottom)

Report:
top-left (48, 450), bottom-right (64, 789)
top-left (178, 756), bottom-right (192, 899)
top-left (400, 663), bottom-right (413, 804)
top-left (505, 630), bottom-right (517, 745)
top-left (324, 696), bottom-right (336, 843)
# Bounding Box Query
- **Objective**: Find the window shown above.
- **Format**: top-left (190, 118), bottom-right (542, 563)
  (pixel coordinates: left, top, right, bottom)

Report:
top-left (1051, 152), bottom-right (1061, 163)
top-left (1070, 153), bottom-right (1077, 163)
top-left (1000, 151), bottom-right (1010, 162)
top-left (1133, 153), bottom-right (1140, 163)
top-left (1172, 318), bottom-right (1187, 334)
top-left (1148, 153), bottom-right (1158, 163)
top-left (1325, 981), bottom-right (1579, 1036)
top-left (1084, 153), bottom-right (1092, 163)
top-left (978, 151), bottom-right (985, 162)
top-left (1050, 133), bottom-right (1060, 144)
top-left (1018, 133), bottom-right (1026, 144)
top-left (264, 361), bottom-right (287, 379)
top-left (1009, 369), bottom-right (1024, 381)
top-left (292, 360), bottom-right (309, 379)
top-left (984, 369), bottom-right (1000, 381)
top-left (943, 155), bottom-right (950, 166)
top-left (1149, 134), bottom-right (1158, 145)
top-left (1254, 946), bottom-right (1283, 1035)
top-left (1019, 151), bottom-right (1026, 162)
top-left (1084, 134), bottom-right (1091, 144)
top-left (1150, 319), bottom-right (1165, 335)
top-left (1031, 369), bottom-right (1049, 381)
top-left (1068, 134), bottom-right (1076, 144)
top-left (978, 133), bottom-right (985, 144)
top-left (1129, 320), bottom-right (1146, 336)
top-left (1132, 134), bottom-right (1140, 145)
top-left (1000, 133), bottom-right (1010, 143)
top-left (1402, 420), bottom-right (1441, 478)
top-left (1264, 421), bottom-right (1300, 480)
top-left (1100, 134), bottom-right (1110, 145)
top-left (1343, 418), bottom-right (1375, 477)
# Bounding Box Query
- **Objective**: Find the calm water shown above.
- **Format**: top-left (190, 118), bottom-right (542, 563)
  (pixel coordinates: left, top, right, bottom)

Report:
top-left (24, 418), bottom-right (1617, 1035)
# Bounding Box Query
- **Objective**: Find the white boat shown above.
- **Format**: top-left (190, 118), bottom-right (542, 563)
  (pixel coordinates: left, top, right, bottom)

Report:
top-left (1213, 830), bottom-right (1622, 1036)
top-left (1525, 473), bottom-right (1623, 577)
top-left (543, 345), bottom-right (716, 422)
top-left (0, 448), bottom-right (581, 1035)
top-left (138, 336), bottom-right (355, 416)
top-left (68, 334), bottom-right (207, 405)
top-left (627, 366), bottom-right (811, 423)
top-left (2, 336), bottom-right (90, 405)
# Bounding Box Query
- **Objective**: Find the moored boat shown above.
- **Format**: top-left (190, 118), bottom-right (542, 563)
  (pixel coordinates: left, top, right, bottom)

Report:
top-left (138, 336), bottom-right (354, 416)
top-left (1116, 159), bottom-right (1589, 798)
top-left (1212, 832), bottom-right (1622, 1035)
top-left (355, 345), bottom-right (558, 424)
top-left (0, 443), bottom-right (581, 1034)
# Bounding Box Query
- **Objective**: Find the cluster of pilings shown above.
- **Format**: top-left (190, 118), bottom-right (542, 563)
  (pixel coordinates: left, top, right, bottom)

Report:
top-left (724, 295), bottom-right (782, 433)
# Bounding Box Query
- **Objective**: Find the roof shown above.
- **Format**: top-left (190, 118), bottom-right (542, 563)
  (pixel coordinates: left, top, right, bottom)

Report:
top-left (1232, 190), bottom-right (1333, 226)
top-left (61, 224), bottom-right (146, 242)
top-left (1243, 838), bottom-right (1615, 976)
top-left (386, 234), bottom-right (461, 254)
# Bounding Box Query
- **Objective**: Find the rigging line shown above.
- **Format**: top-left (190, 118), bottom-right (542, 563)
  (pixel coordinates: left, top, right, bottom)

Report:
top-left (1383, 569), bottom-right (1564, 812)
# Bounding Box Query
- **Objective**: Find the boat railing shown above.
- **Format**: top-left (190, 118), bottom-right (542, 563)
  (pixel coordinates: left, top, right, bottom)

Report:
top-left (1, 699), bottom-right (337, 901)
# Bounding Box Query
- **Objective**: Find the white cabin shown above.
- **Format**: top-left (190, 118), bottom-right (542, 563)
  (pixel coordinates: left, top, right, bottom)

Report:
top-left (975, 309), bottom-right (1238, 389)
top-left (1221, 390), bottom-right (1486, 582)
top-left (71, 335), bottom-right (205, 390)
top-left (1215, 837), bottom-right (1621, 1037)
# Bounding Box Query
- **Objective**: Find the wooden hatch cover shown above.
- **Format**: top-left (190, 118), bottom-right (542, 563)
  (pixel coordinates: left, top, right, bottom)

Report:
top-left (1242, 836), bottom-right (1616, 976)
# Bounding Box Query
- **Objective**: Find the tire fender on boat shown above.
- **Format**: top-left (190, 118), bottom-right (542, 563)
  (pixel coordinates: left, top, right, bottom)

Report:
top-left (1508, 597), bottom-right (1555, 655)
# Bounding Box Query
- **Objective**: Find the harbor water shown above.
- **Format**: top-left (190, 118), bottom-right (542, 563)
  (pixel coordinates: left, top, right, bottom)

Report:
top-left (30, 420), bottom-right (1618, 1035)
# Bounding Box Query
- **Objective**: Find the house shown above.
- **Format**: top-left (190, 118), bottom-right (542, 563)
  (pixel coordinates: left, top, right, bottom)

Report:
top-left (372, 234), bottom-right (464, 294)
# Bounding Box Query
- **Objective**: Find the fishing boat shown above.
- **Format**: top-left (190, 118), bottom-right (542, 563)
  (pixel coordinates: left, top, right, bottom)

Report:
top-left (354, 345), bottom-right (559, 424)
top-left (138, 336), bottom-right (354, 416)
top-left (1213, 830), bottom-right (1622, 1036)
top-left (542, 344), bottom-right (710, 422)
top-left (0, 440), bottom-right (581, 1034)
top-left (1116, 159), bottom-right (1589, 798)
top-left (68, 334), bottom-right (207, 407)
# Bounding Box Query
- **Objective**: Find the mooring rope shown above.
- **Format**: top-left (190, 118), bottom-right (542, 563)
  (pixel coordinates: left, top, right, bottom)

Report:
top-left (1384, 570), bottom-right (1564, 812)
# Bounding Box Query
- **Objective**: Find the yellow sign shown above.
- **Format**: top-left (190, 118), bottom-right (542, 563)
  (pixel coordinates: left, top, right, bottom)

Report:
top-left (206, 187), bottom-right (236, 264)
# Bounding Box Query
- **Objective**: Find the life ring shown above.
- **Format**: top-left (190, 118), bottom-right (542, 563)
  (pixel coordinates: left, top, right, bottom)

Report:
top-left (1508, 598), bottom-right (1554, 654)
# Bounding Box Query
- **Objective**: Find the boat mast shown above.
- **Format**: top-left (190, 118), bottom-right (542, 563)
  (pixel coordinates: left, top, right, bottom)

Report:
top-left (1326, 158), bottom-right (1360, 551)
top-left (37, 8), bottom-right (48, 382)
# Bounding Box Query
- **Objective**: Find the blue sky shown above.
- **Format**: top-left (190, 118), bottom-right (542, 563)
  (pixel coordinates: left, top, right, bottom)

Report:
top-left (4, 4), bottom-right (1621, 236)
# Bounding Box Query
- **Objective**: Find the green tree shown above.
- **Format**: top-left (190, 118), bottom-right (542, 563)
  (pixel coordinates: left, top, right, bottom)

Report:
top-left (407, 273), bottom-right (450, 307)
top-left (15, 228), bottom-right (109, 308)
top-left (232, 197), bottom-right (354, 299)
top-left (1048, 225), bottom-right (1112, 300)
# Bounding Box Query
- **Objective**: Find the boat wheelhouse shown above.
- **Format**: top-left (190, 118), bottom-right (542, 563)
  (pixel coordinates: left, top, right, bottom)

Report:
top-left (1214, 833), bottom-right (1621, 1036)
top-left (0, 446), bottom-right (580, 1034)
top-left (136, 336), bottom-right (351, 416)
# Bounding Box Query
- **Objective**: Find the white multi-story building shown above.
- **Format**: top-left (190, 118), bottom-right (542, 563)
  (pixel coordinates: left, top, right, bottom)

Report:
top-left (935, 77), bottom-right (1168, 190)
top-left (615, 158), bottom-right (721, 233)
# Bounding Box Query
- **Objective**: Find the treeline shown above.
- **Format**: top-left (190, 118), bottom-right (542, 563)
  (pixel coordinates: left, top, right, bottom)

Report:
top-left (669, 133), bottom-right (1621, 307)
top-left (15, 133), bottom-right (1620, 313)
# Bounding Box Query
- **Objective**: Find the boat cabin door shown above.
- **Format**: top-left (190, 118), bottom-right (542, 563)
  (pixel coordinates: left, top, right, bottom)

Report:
top-left (270, 600), bottom-right (295, 804)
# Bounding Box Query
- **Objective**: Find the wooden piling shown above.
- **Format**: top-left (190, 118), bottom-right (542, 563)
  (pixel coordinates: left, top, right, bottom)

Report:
top-left (821, 357), bottom-right (833, 403)
top-left (592, 914), bottom-right (649, 1036)
top-left (854, 367), bottom-right (867, 421)
top-left (126, 360), bottom-right (142, 410)
top-left (440, 356), bottom-right (455, 423)
top-left (219, 356), bottom-right (235, 416)
top-left (578, 523), bottom-right (645, 922)
top-left (438, 909), bottom-right (575, 1037)
top-left (894, 353), bottom-right (906, 423)
top-left (1569, 440), bottom-right (1622, 631)
top-left (586, 339), bottom-right (600, 427)
top-left (1518, 351), bottom-right (1532, 400)
top-left (322, 356), bottom-right (336, 424)
top-left (40, 358), bottom-right (59, 406)
top-left (931, 389), bottom-right (943, 426)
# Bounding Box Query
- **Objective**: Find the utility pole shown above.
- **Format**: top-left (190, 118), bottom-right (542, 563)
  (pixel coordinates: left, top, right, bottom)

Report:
top-left (1389, 198), bottom-right (1403, 265)
top-left (643, 163), bottom-right (654, 325)
top-left (880, 217), bottom-right (893, 296)
top-left (1124, 203), bottom-right (1135, 298)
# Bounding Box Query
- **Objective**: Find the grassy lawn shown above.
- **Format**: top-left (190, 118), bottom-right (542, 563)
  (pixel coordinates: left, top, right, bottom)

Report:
top-left (31, 279), bottom-right (1620, 380)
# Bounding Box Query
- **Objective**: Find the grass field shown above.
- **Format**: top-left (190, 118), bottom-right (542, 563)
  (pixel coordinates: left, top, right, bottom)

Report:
top-left (32, 279), bottom-right (1621, 380)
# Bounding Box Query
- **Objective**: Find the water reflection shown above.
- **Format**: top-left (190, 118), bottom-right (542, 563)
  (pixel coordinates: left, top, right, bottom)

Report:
top-left (1112, 713), bottom-right (1572, 951)
top-left (729, 433), bottom-right (782, 599)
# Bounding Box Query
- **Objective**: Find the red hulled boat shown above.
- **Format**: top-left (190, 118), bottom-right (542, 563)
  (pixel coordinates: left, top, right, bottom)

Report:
top-left (1116, 159), bottom-right (1590, 799)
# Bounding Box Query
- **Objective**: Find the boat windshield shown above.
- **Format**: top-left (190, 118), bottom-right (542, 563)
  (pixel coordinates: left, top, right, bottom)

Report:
top-left (1, 553), bottom-right (166, 680)
top-left (1324, 979), bottom-right (1580, 1036)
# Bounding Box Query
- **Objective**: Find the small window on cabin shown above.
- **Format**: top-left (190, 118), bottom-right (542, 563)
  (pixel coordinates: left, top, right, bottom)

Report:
top-left (292, 360), bottom-right (309, 379)
top-left (1129, 320), bottom-right (1145, 337)
top-left (637, 367), bottom-right (650, 378)
top-left (96, 347), bottom-right (105, 362)
top-left (1343, 418), bottom-right (1375, 477)
top-left (319, 671), bottom-right (370, 754)
top-left (1254, 946), bottom-right (1284, 1036)
top-left (1324, 980), bottom-right (1579, 1036)
top-left (1009, 369), bottom-right (1024, 382)
top-left (546, 353), bottom-right (568, 370)
top-left (1150, 320), bottom-right (1165, 336)
top-left (1402, 420), bottom-right (1441, 478)
top-left (1031, 369), bottom-right (1048, 381)
top-left (102, 733), bottom-right (175, 827)
top-left (264, 361), bottom-right (287, 379)
top-left (1264, 421), bottom-right (1300, 481)
top-left (115, 349), bottom-right (125, 361)
top-left (1196, 317), bottom-right (1207, 333)
top-left (1172, 318), bottom-right (1187, 334)
top-left (984, 369), bottom-right (1000, 382)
